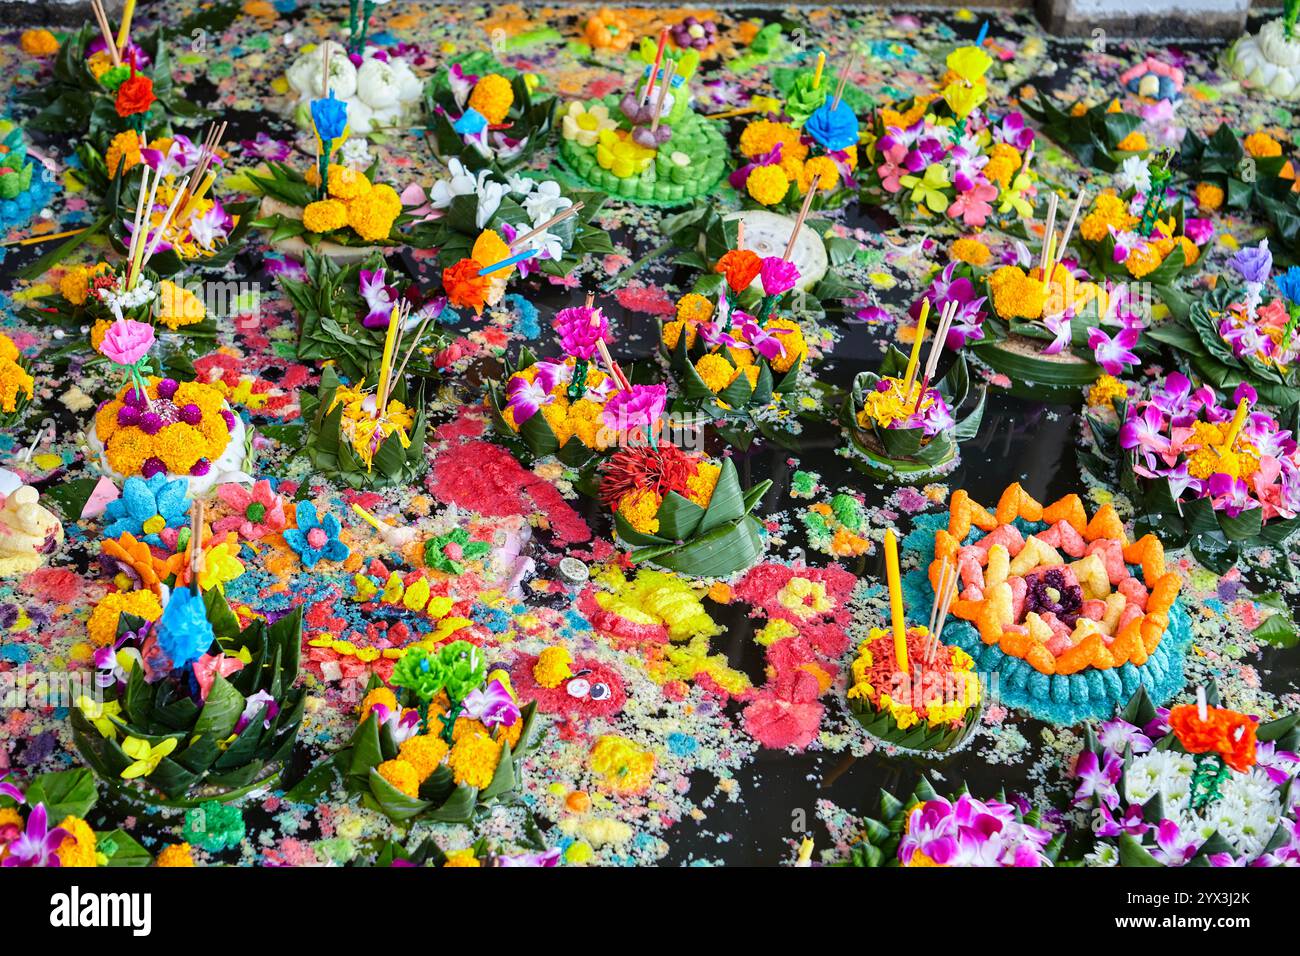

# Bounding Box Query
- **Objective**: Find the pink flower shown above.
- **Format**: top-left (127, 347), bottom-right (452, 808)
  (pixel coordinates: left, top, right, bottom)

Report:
top-left (552, 306), bottom-right (610, 360)
top-left (759, 257), bottom-right (800, 296)
top-left (947, 181), bottom-right (998, 228)
top-left (877, 142), bottom-right (908, 194)
top-left (214, 480), bottom-right (288, 541)
top-left (98, 318), bottom-right (155, 366)
top-left (601, 384), bottom-right (666, 434)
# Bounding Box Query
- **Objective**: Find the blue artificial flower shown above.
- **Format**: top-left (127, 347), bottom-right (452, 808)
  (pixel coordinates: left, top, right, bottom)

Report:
top-left (102, 474), bottom-right (191, 548)
top-left (284, 500), bottom-right (349, 569)
top-left (310, 90), bottom-right (349, 143)
top-left (1276, 265), bottom-right (1300, 305)
top-left (156, 587), bottom-right (214, 671)
top-left (804, 101), bottom-right (859, 153)
top-left (453, 107), bottom-right (488, 136)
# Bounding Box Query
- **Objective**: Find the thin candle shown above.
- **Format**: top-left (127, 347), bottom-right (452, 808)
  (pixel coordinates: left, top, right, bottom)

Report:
top-left (812, 51), bottom-right (826, 89)
top-left (902, 297), bottom-right (930, 394)
top-left (884, 529), bottom-right (909, 674)
top-left (375, 306), bottom-right (401, 415)
top-left (478, 247), bottom-right (538, 276)
top-left (116, 0), bottom-right (137, 54)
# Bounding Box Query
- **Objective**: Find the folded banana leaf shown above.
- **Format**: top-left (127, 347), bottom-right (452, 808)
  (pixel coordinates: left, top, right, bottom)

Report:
top-left (338, 699), bottom-right (542, 823)
top-left (301, 366), bottom-right (430, 490)
top-left (842, 345), bottom-right (985, 480)
top-left (612, 457), bottom-right (771, 577)
top-left (847, 692), bottom-right (983, 755)
top-left (1147, 283), bottom-right (1300, 408)
top-left (425, 64), bottom-right (555, 175)
top-left (70, 590), bottom-right (305, 806)
top-left (1082, 399), bottom-right (1300, 576)
top-left (1022, 89), bottom-right (1146, 173)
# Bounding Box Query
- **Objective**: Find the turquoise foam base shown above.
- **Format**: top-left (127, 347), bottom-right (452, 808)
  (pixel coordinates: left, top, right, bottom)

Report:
top-left (902, 512), bottom-right (1193, 726)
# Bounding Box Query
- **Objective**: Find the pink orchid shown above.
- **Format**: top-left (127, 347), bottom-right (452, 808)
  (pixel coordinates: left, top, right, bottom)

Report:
top-left (947, 181), bottom-right (998, 228)
top-left (877, 142), bottom-right (908, 194)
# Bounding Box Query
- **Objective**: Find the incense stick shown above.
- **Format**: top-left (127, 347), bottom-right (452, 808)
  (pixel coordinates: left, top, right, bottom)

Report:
top-left (0, 227), bottom-right (88, 249)
top-left (783, 173), bottom-right (821, 260)
top-left (1054, 188), bottom-right (1088, 275)
top-left (649, 59), bottom-right (676, 135)
top-left (1039, 192), bottom-right (1058, 280)
top-left (89, 0), bottom-right (121, 67)
top-left (509, 201), bottom-right (583, 250)
top-left (831, 52), bottom-right (858, 110)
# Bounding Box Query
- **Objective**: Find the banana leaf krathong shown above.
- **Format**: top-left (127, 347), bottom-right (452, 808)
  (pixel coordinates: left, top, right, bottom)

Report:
top-left (286, 674), bottom-right (544, 824)
top-left (847, 686), bottom-right (984, 755)
top-left (663, 320), bottom-right (803, 420)
top-left (1072, 684), bottom-right (1300, 867)
top-left (69, 591), bottom-right (306, 807)
top-left (300, 366), bottom-right (431, 490)
top-left (425, 55), bottom-right (556, 175)
top-left (1147, 283), bottom-right (1300, 408)
top-left (610, 457), bottom-right (771, 578)
top-left (1081, 398), bottom-right (1300, 576)
top-left (841, 345), bottom-right (985, 482)
top-left (1021, 90), bottom-right (1147, 173)
top-left (486, 348), bottom-right (605, 470)
top-left (836, 776), bottom-right (1062, 867)
top-left (21, 24), bottom-right (207, 155)
top-left (277, 251), bottom-right (446, 383)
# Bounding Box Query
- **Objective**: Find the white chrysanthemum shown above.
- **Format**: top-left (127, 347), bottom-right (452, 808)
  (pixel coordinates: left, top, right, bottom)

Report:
top-left (1116, 155), bottom-right (1152, 194)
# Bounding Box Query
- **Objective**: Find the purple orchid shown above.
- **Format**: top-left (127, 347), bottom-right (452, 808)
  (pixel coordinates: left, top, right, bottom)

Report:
top-left (264, 255), bottom-right (307, 283)
top-left (0, 773), bottom-right (23, 804)
top-left (1042, 310), bottom-right (1073, 355)
top-left (461, 678), bottom-right (520, 728)
top-left (2, 804), bottom-right (68, 867)
top-left (1093, 803), bottom-right (1149, 839)
top-left (494, 847), bottom-right (562, 867)
top-left (1073, 750), bottom-right (1122, 809)
top-left (1119, 404), bottom-right (1173, 469)
top-left (369, 702), bottom-right (422, 744)
top-left (1256, 741), bottom-right (1300, 786)
top-left (234, 690), bottom-right (279, 735)
top-left (1150, 819), bottom-right (1199, 866)
top-left (992, 112), bottom-right (1035, 150)
top-left (697, 320), bottom-right (748, 352)
top-left (739, 319), bottom-right (791, 361)
top-left (945, 296), bottom-right (987, 348)
top-left (239, 132), bottom-right (292, 162)
top-left (1207, 472), bottom-right (1259, 517)
top-left (1150, 372), bottom-right (1198, 427)
top-left (506, 364), bottom-right (559, 424)
top-left (1098, 718), bottom-right (1154, 755)
top-left (1088, 324), bottom-right (1141, 375)
top-left (359, 268), bottom-right (399, 329)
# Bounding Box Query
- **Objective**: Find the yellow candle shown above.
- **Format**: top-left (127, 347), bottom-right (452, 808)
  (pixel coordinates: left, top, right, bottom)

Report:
top-left (901, 297), bottom-right (929, 394)
top-left (812, 52), bottom-right (826, 89)
top-left (375, 306), bottom-right (401, 414)
top-left (884, 529), bottom-right (909, 674)
top-left (1222, 397), bottom-right (1250, 449)
top-left (117, 0), bottom-right (137, 54)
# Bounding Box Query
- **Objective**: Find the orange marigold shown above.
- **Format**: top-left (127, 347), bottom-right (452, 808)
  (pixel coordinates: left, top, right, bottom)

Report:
top-left (715, 248), bottom-right (762, 292)
top-left (443, 258), bottom-right (489, 314)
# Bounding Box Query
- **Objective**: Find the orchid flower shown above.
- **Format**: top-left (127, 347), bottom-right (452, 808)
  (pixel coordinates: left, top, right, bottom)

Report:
top-left (1088, 324), bottom-right (1141, 376)
top-left (1, 804), bottom-right (68, 867)
top-left (461, 678), bottom-right (521, 728)
top-left (359, 268), bottom-right (399, 329)
top-left (506, 365), bottom-right (559, 424)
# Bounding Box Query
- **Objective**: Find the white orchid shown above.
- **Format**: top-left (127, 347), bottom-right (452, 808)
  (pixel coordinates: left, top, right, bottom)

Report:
top-left (428, 158), bottom-right (478, 208)
top-left (522, 180), bottom-right (572, 225)
top-left (475, 173), bottom-right (507, 229)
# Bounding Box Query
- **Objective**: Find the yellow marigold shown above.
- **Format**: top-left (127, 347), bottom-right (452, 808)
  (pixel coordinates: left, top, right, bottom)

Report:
top-left (55, 816), bottom-right (97, 868)
top-left (302, 198), bottom-right (348, 233)
top-left (87, 589), bottom-right (163, 646)
top-left (468, 73), bottom-right (515, 125)
top-left (1244, 131), bottom-right (1282, 159)
top-left (60, 262), bottom-right (111, 306)
top-left (104, 429), bottom-right (156, 477)
top-left (661, 319), bottom-right (697, 351)
top-left (443, 849), bottom-right (482, 867)
top-left (1125, 242), bottom-right (1164, 279)
top-left (151, 423), bottom-right (205, 474)
top-left (738, 119), bottom-right (806, 161)
top-left (0, 334), bottom-right (17, 363)
top-left (346, 189), bottom-right (398, 243)
top-left (695, 352), bottom-right (736, 393)
top-left (990, 266), bottom-right (1045, 319)
top-left (0, 357), bottom-right (33, 413)
top-left (368, 183), bottom-right (403, 221)
top-left (618, 488), bottom-right (662, 535)
top-left (376, 759), bottom-right (420, 797)
top-left (950, 237), bottom-right (991, 266)
top-left (1194, 181), bottom-right (1225, 212)
top-left (765, 317), bottom-right (806, 373)
top-left (1116, 130), bottom-right (1148, 152)
top-left (448, 732), bottom-right (503, 790)
top-left (20, 28), bottom-right (60, 56)
top-left (746, 164), bottom-right (789, 205)
top-left (156, 280), bottom-right (206, 330)
top-left (155, 843), bottom-right (196, 867)
top-left (1087, 374), bottom-right (1128, 408)
top-left (326, 164), bottom-right (372, 201)
top-left (1175, 235), bottom-right (1199, 267)
top-left (686, 461), bottom-right (720, 507)
top-left (676, 292), bottom-right (713, 324)
top-left (800, 155), bottom-right (840, 194)
top-left (983, 155), bottom-right (1017, 189)
top-left (533, 646), bottom-right (573, 688)
top-left (90, 319), bottom-right (113, 351)
top-left (359, 686), bottom-right (398, 715)
top-left (105, 130), bottom-right (143, 178)
top-left (397, 735), bottom-right (450, 783)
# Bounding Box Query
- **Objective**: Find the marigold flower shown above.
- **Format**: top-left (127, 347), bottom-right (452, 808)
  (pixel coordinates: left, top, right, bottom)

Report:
top-left (302, 199), bottom-right (348, 233)
top-left (1115, 130), bottom-right (1148, 152)
top-left (715, 248), bottom-right (762, 292)
top-left (54, 816), bottom-right (97, 868)
top-left (155, 843), bottom-right (196, 867)
top-left (950, 237), bottom-right (992, 266)
top-left (618, 488), bottom-right (662, 535)
top-left (746, 164), bottom-right (789, 205)
top-left (468, 73), bottom-right (515, 125)
top-left (20, 29), bottom-right (59, 56)
top-left (105, 130), bottom-right (143, 178)
top-left (326, 164), bottom-right (372, 201)
top-left (447, 732), bottom-right (503, 789)
top-left (376, 758), bottom-right (420, 797)
top-left (1243, 131), bottom-right (1282, 159)
top-left (676, 292), bottom-right (714, 324)
top-left (1194, 181), bottom-right (1225, 211)
top-left (533, 646), bottom-right (574, 688)
top-left (397, 735), bottom-right (450, 782)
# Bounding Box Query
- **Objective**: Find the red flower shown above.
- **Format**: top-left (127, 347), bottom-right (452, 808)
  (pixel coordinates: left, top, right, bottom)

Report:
top-left (598, 445), bottom-right (699, 510)
top-left (115, 69), bottom-right (157, 118)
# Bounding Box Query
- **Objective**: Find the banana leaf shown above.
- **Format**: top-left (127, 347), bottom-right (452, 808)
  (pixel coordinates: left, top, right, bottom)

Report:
top-left (485, 350), bottom-right (605, 470)
top-left (848, 692), bottom-right (983, 754)
top-left (1022, 89), bottom-right (1145, 173)
top-left (663, 321), bottom-right (803, 421)
top-left (425, 65), bottom-right (556, 175)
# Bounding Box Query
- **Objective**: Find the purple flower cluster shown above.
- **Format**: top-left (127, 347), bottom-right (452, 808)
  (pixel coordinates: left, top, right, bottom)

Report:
top-left (898, 794), bottom-right (1054, 867)
top-left (911, 262), bottom-right (987, 350)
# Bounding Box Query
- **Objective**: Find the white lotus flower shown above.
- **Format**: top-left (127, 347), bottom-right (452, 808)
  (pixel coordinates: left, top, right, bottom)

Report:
top-left (357, 57), bottom-right (401, 110)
